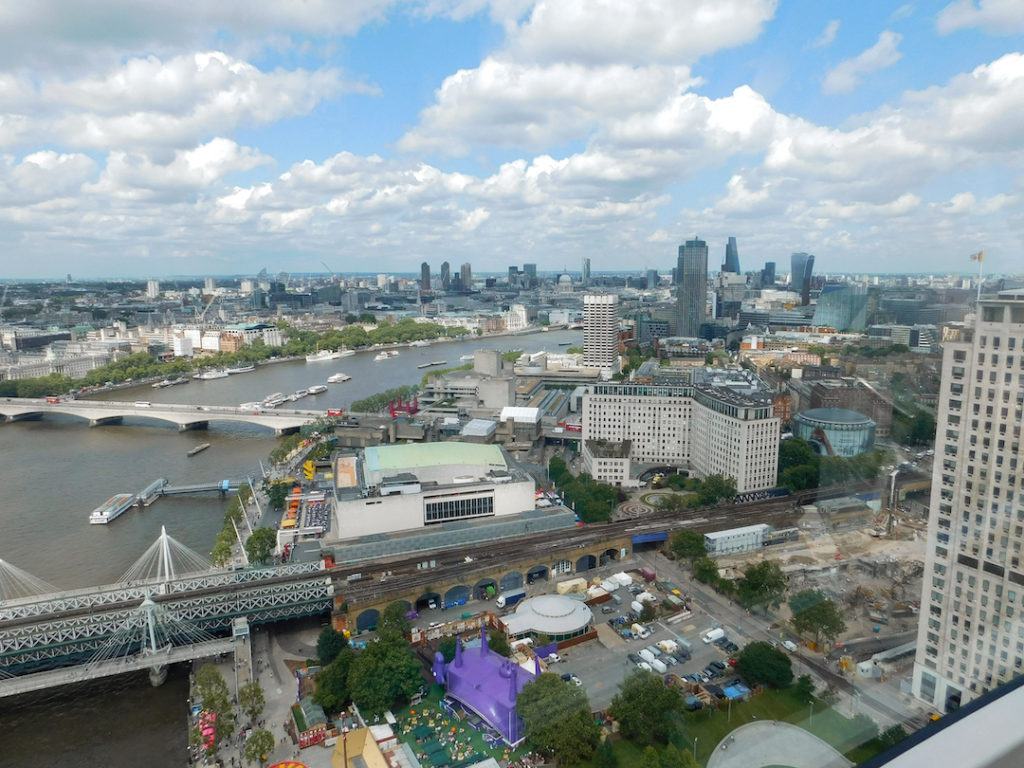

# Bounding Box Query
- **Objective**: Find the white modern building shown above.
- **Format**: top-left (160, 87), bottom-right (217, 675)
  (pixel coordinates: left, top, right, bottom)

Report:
top-left (581, 378), bottom-right (780, 492)
top-left (583, 294), bottom-right (619, 374)
top-left (581, 439), bottom-right (632, 486)
top-left (504, 304), bottom-right (528, 332)
top-left (146, 279), bottom-right (160, 299)
top-left (331, 442), bottom-right (536, 540)
top-left (172, 332), bottom-right (194, 358)
top-left (704, 523), bottom-right (769, 555)
top-left (912, 291), bottom-right (1024, 714)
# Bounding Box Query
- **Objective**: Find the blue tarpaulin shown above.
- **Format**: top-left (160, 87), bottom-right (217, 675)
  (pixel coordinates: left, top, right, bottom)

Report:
top-left (632, 531), bottom-right (668, 545)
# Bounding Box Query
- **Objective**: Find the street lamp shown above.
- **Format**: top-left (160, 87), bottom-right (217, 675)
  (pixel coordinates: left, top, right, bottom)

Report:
top-left (809, 700), bottom-right (814, 726)
top-left (692, 736), bottom-right (698, 761)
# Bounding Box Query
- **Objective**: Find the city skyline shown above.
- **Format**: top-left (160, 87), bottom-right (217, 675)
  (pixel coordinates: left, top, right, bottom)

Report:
top-left (0, 2), bottom-right (1021, 277)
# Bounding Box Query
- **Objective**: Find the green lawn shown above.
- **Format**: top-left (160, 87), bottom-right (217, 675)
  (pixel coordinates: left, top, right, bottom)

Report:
top-left (680, 688), bottom-right (886, 766)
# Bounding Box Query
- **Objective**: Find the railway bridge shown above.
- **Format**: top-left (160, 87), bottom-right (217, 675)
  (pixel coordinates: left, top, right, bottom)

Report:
top-left (0, 397), bottom-right (321, 434)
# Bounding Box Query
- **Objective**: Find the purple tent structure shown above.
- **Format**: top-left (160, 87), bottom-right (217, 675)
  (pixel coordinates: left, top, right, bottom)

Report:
top-left (432, 624), bottom-right (539, 746)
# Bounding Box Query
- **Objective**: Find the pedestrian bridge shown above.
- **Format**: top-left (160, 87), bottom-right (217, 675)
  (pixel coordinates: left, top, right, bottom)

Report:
top-left (0, 397), bottom-right (323, 434)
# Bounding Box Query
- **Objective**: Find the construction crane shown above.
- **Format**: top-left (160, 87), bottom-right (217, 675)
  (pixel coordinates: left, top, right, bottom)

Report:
top-left (321, 261), bottom-right (338, 280)
top-left (195, 294), bottom-right (217, 322)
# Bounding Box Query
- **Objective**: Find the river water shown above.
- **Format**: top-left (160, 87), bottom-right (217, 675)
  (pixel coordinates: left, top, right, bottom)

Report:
top-left (0, 328), bottom-right (579, 766)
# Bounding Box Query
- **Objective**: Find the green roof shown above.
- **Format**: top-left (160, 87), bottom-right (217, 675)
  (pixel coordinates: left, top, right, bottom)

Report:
top-left (364, 442), bottom-right (506, 473)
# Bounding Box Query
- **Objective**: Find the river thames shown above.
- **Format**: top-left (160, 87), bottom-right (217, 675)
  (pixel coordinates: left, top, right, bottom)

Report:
top-left (0, 328), bottom-right (579, 767)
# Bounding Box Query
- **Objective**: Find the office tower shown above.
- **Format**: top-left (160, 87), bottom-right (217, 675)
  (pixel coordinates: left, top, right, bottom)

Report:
top-left (912, 291), bottom-right (1024, 714)
top-left (582, 257), bottom-right (591, 286)
top-left (723, 237), bottom-right (740, 273)
top-left (675, 238), bottom-right (708, 337)
top-left (376, 274), bottom-right (388, 288)
top-left (204, 277), bottom-right (216, 293)
top-left (508, 266), bottom-right (520, 285)
top-left (146, 279), bottom-right (160, 299)
top-left (420, 262), bottom-right (431, 291)
top-left (240, 279), bottom-right (255, 295)
top-left (582, 294), bottom-right (619, 372)
top-left (646, 269), bottom-right (659, 290)
top-left (440, 261), bottom-right (451, 291)
top-left (762, 261), bottom-right (776, 286)
top-left (812, 284), bottom-right (870, 331)
top-left (791, 252), bottom-right (815, 306)
top-left (523, 263), bottom-right (537, 285)
top-left (65, 273), bottom-right (72, 284)
top-left (460, 263), bottom-right (473, 290)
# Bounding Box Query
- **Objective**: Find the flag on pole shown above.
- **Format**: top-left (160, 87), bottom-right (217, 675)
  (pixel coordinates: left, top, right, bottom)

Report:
top-left (970, 251), bottom-right (985, 263)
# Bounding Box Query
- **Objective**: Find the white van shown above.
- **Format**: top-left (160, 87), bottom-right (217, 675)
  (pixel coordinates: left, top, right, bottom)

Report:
top-left (702, 628), bottom-right (725, 644)
top-left (782, 640), bottom-right (798, 652)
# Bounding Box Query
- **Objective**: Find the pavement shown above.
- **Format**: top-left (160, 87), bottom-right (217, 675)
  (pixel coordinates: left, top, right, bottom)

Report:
top-left (706, 721), bottom-right (853, 768)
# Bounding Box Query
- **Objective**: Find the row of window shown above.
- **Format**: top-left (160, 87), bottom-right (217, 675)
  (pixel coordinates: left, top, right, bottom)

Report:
top-left (424, 494), bottom-right (494, 524)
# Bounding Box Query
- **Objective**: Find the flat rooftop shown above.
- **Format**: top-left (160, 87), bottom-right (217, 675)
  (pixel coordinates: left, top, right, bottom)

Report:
top-left (363, 442), bottom-right (507, 474)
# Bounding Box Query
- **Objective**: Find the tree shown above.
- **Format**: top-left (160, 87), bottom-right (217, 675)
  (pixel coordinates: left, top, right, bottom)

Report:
top-left (696, 474), bottom-right (736, 505)
top-left (735, 641), bottom-right (793, 689)
top-left (315, 648), bottom-right (355, 713)
top-left (661, 743), bottom-right (698, 768)
top-left (640, 603), bottom-right (657, 623)
top-left (640, 746), bottom-right (661, 768)
top-left (488, 629), bottom-right (511, 657)
top-left (379, 601), bottom-right (411, 637)
top-left (789, 590), bottom-right (847, 646)
top-left (238, 681), bottom-right (266, 723)
top-left (608, 671), bottom-right (683, 746)
top-left (594, 739), bottom-right (618, 768)
top-left (317, 626), bottom-right (349, 665)
top-left (265, 481), bottom-right (291, 511)
top-left (244, 728), bottom-right (276, 766)
top-left (194, 664), bottom-right (230, 708)
top-left (548, 456), bottom-right (569, 485)
top-left (670, 530), bottom-right (706, 560)
top-left (438, 635), bottom-right (457, 662)
top-left (736, 561), bottom-right (788, 614)
top-left (792, 674), bottom-right (815, 703)
top-left (517, 673), bottom-right (599, 766)
top-left (348, 634), bottom-right (423, 717)
top-left (245, 527), bottom-right (277, 565)
top-left (878, 724), bottom-right (908, 748)
top-left (692, 557), bottom-right (719, 584)
top-left (779, 438), bottom-right (816, 474)
top-left (210, 539), bottom-right (233, 567)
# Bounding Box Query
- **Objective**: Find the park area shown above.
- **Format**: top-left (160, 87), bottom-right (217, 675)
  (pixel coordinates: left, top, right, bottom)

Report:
top-left (585, 687), bottom-right (889, 768)
top-left (391, 687), bottom-right (534, 768)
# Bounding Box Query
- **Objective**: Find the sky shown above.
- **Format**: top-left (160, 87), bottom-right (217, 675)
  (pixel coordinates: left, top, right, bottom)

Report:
top-left (0, 0), bottom-right (1022, 278)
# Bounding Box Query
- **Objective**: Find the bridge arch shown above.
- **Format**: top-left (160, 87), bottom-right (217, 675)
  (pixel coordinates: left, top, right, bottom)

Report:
top-left (355, 608), bottom-right (380, 633)
top-left (444, 585), bottom-right (471, 607)
top-left (552, 559), bottom-right (572, 576)
top-left (575, 554), bottom-right (597, 573)
top-left (599, 547), bottom-right (619, 566)
top-left (499, 571), bottom-right (523, 591)
top-left (473, 577), bottom-right (497, 601)
top-left (415, 591), bottom-right (441, 611)
top-left (526, 565), bottom-right (549, 584)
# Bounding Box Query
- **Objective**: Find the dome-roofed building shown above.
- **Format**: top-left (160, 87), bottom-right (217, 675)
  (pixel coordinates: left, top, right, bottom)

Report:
top-left (500, 593), bottom-right (594, 643)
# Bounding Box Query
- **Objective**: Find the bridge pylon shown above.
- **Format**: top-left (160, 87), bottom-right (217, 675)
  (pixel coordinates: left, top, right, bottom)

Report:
top-left (119, 526), bottom-right (211, 586)
top-left (0, 558), bottom-right (58, 603)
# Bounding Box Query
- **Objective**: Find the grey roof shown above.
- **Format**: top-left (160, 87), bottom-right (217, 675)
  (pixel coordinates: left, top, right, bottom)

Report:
top-left (461, 418), bottom-right (497, 437)
top-left (502, 594), bottom-right (593, 636)
top-left (797, 407), bottom-right (873, 424)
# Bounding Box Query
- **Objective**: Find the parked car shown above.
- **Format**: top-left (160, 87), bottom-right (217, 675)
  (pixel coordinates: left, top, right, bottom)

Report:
top-left (724, 641), bottom-right (739, 653)
top-left (637, 661), bottom-right (653, 672)
top-left (663, 654), bottom-right (678, 666)
top-left (568, 674), bottom-right (582, 687)
top-left (628, 653), bottom-right (642, 665)
top-left (601, 606), bottom-right (617, 614)
top-left (710, 660), bottom-right (727, 672)
top-left (727, 657), bottom-right (739, 667)
top-left (644, 644), bottom-right (662, 657)
top-left (546, 653), bottom-right (561, 663)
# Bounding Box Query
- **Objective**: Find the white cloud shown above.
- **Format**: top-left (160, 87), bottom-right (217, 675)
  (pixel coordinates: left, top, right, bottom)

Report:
top-left (1, 52), bottom-right (355, 152)
top-left (812, 20), bottom-right (840, 48)
top-left (822, 31), bottom-right (902, 94)
top-left (937, 0), bottom-right (1024, 35)
top-left (87, 139), bottom-right (271, 201)
top-left (401, 0), bottom-right (776, 153)
top-left (0, 151), bottom-right (97, 205)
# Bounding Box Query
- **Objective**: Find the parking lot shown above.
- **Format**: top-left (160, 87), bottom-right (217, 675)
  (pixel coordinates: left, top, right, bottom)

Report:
top-left (551, 585), bottom-right (746, 710)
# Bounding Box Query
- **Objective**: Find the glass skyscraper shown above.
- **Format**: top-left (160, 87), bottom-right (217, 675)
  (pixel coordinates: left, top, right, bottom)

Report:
top-left (812, 284), bottom-right (869, 331)
top-left (791, 251), bottom-right (815, 305)
top-left (676, 238), bottom-right (708, 337)
top-left (723, 236), bottom-right (740, 273)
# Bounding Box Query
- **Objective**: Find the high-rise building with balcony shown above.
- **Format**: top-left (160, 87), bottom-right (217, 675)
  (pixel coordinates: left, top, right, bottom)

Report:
top-left (146, 280), bottom-right (160, 299)
top-left (676, 238), bottom-right (708, 337)
top-left (912, 290), bottom-right (1024, 714)
top-left (582, 294), bottom-right (619, 373)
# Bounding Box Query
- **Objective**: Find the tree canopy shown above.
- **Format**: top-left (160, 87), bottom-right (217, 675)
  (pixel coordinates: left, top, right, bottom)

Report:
top-left (379, 601), bottom-right (412, 638)
top-left (736, 561), bottom-right (788, 614)
top-left (315, 648), bottom-right (355, 713)
top-left (670, 530), bottom-right (706, 560)
top-left (608, 671), bottom-right (684, 746)
top-left (735, 641), bottom-right (793, 689)
top-left (548, 458), bottom-right (622, 523)
top-left (238, 681), bottom-right (266, 723)
top-left (517, 673), bottom-right (599, 766)
top-left (316, 625), bottom-right (349, 665)
top-left (245, 527), bottom-right (277, 565)
top-left (348, 635), bottom-right (423, 717)
top-left (243, 729), bottom-right (276, 766)
top-left (789, 590), bottom-right (847, 646)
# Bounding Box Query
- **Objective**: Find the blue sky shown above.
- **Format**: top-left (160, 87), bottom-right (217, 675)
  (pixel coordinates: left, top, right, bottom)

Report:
top-left (0, 0), bottom-right (1022, 278)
